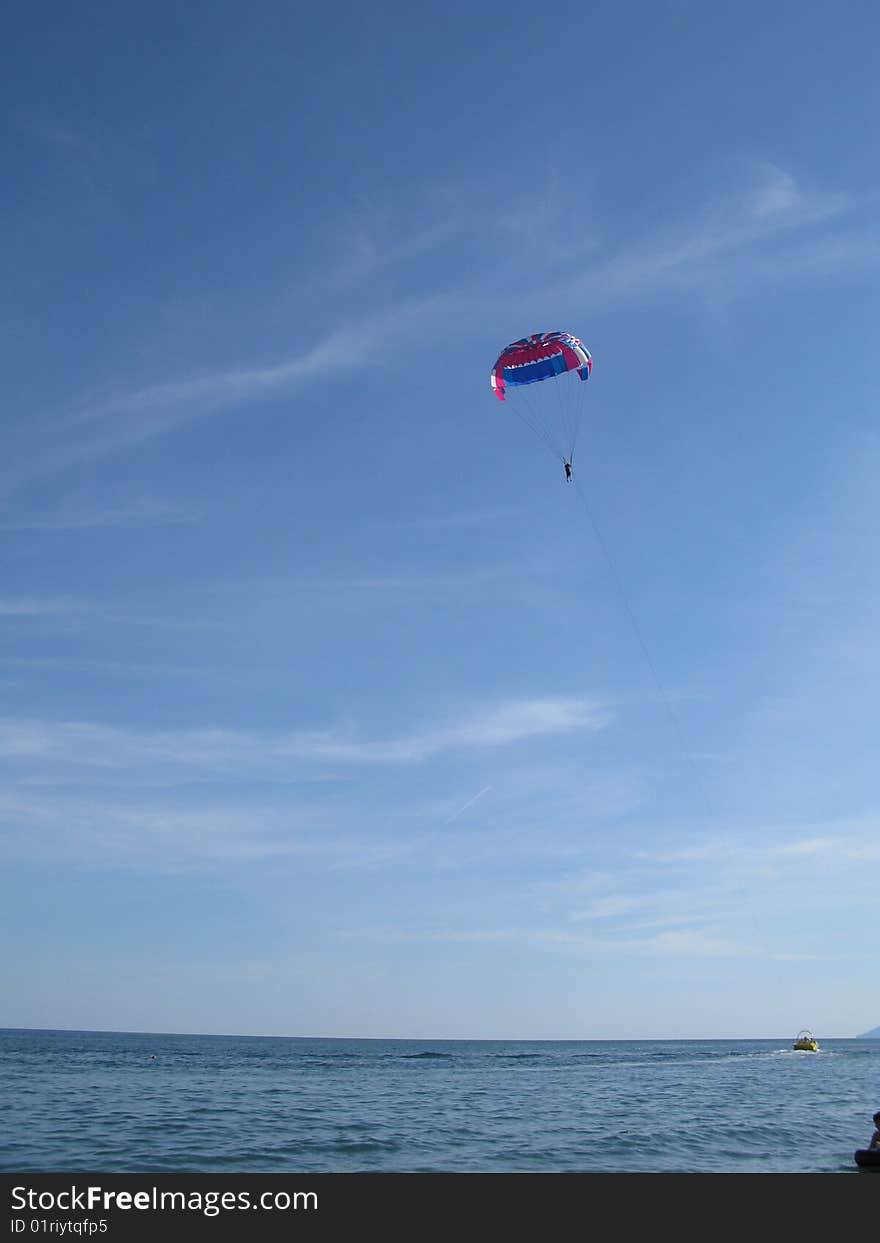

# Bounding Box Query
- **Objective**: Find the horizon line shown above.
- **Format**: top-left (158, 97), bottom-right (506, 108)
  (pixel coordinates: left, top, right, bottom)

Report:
top-left (2, 1025), bottom-right (872, 1041)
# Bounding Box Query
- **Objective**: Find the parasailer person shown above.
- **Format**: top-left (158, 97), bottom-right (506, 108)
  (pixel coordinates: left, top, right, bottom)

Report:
top-left (564, 460), bottom-right (572, 482)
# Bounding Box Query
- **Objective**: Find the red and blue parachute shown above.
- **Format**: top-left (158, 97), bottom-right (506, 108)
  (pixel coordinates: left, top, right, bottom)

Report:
top-left (490, 330), bottom-right (592, 467)
top-left (490, 330), bottom-right (592, 402)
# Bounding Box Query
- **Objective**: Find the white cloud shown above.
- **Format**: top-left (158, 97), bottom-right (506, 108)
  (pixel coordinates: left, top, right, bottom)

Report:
top-left (634, 927), bottom-right (752, 957)
top-left (0, 598), bottom-right (83, 617)
top-left (346, 921), bottom-right (757, 958)
top-left (276, 697), bottom-right (607, 764)
top-left (0, 293), bottom-right (452, 499)
top-left (0, 497), bottom-right (198, 532)
top-left (648, 826), bottom-right (880, 865)
top-left (0, 790), bottom-right (411, 870)
top-left (0, 695), bottom-right (608, 776)
top-left (3, 164), bottom-right (870, 505)
top-left (0, 595), bottom-right (215, 633)
top-left (548, 164), bottom-right (860, 310)
top-left (749, 166), bottom-right (805, 218)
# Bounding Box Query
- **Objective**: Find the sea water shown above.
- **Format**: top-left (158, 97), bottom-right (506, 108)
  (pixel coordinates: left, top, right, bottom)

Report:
top-left (1, 1029), bottom-right (877, 1173)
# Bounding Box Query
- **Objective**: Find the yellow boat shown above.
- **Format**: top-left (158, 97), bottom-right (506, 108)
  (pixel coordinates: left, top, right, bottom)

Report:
top-left (792, 1029), bottom-right (819, 1052)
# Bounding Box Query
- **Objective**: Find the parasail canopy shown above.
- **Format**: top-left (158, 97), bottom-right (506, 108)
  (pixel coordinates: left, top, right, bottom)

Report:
top-left (490, 330), bottom-right (592, 466)
top-left (490, 330), bottom-right (592, 403)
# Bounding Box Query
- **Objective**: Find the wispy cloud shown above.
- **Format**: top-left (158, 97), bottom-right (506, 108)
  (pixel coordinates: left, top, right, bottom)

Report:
top-left (0, 595), bottom-right (215, 633)
top-left (0, 497), bottom-right (198, 532)
top-left (515, 816), bottom-right (880, 958)
top-left (280, 697), bottom-right (608, 764)
top-left (0, 695), bottom-right (607, 776)
top-left (0, 790), bottom-right (408, 870)
top-left (4, 164), bottom-right (871, 503)
top-left (328, 185), bottom-right (467, 281)
top-left (0, 597), bottom-right (83, 617)
top-left (322, 162), bottom-right (867, 317)
top-left (344, 921), bottom-right (760, 958)
top-left (0, 655), bottom-right (246, 683)
top-left (646, 827), bottom-right (880, 865)
top-left (268, 555), bottom-right (555, 606)
top-left (0, 295), bottom-right (450, 499)
top-left (547, 163), bottom-right (864, 309)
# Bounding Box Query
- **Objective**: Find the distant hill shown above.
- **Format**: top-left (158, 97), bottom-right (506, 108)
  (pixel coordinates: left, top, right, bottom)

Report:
top-left (857, 1026), bottom-right (880, 1038)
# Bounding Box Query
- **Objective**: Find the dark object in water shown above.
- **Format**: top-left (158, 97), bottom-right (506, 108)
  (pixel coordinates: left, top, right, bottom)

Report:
top-left (854, 1148), bottom-right (880, 1169)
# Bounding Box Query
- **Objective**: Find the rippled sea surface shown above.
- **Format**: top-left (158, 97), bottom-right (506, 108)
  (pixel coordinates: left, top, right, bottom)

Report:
top-left (2, 1029), bottom-right (878, 1173)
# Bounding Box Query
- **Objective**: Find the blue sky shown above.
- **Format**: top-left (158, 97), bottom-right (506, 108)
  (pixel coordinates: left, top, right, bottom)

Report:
top-left (2, 1), bottom-right (878, 1039)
